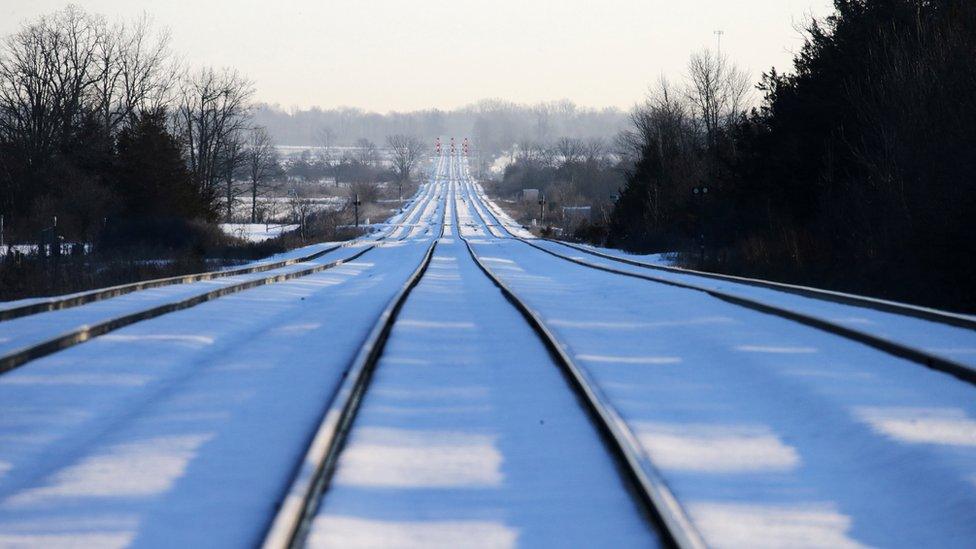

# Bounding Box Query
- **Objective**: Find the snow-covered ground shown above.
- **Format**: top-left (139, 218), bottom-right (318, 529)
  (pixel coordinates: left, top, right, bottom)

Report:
top-left (219, 223), bottom-right (299, 242)
top-left (309, 236), bottom-right (658, 548)
top-left (1, 154), bottom-right (975, 547)
top-left (527, 239), bottom-right (976, 370)
top-left (460, 164), bottom-right (976, 548)
top-left (560, 242), bottom-right (678, 266)
top-left (0, 164), bottom-right (446, 547)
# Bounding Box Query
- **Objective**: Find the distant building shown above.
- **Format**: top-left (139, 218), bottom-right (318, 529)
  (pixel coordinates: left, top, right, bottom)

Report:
top-left (520, 189), bottom-right (540, 202)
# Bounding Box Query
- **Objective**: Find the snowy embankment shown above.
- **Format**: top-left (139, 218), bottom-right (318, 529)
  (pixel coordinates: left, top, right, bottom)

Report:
top-left (567, 243), bottom-right (678, 266)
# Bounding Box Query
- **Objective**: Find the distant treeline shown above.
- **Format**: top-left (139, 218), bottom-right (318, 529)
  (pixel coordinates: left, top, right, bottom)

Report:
top-left (605, 0), bottom-right (976, 311)
top-left (253, 100), bottom-right (629, 154)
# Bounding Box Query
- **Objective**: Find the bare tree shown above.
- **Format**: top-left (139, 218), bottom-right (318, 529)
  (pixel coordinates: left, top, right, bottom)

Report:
top-left (350, 181), bottom-right (379, 205)
top-left (556, 137), bottom-right (586, 164)
top-left (0, 8), bottom-right (177, 163)
top-left (386, 134), bottom-right (426, 199)
top-left (175, 67), bottom-right (253, 213)
top-left (336, 151), bottom-right (355, 186)
top-left (354, 137), bottom-right (377, 167)
top-left (316, 126), bottom-right (336, 184)
top-left (93, 14), bottom-right (175, 134)
top-left (287, 187), bottom-right (314, 242)
top-left (0, 6), bottom-right (104, 168)
top-left (621, 77), bottom-right (702, 227)
top-left (583, 138), bottom-right (606, 164)
top-left (218, 131), bottom-right (246, 222)
top-left (687, 49), bottom-right (751, 151)
top-left (245, 127), bottom-right (279, 222)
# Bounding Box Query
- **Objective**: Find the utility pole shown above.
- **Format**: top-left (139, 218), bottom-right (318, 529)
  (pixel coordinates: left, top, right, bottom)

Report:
top-left (538, 195), bottom-right (547, 225)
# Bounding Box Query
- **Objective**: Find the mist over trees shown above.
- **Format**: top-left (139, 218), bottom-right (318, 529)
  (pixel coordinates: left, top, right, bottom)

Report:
top-left (253, 100), bottom-right (629, 154)
top-left (606, 0), bottom-right (976, 311)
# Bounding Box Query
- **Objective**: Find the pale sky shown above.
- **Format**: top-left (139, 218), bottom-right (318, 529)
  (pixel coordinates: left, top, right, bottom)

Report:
top-left (1, 0), bottom-right (834, 112)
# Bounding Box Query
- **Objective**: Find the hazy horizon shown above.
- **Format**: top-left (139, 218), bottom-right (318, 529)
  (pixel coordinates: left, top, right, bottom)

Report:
top-left (2, 0), bottom-right (834, 113)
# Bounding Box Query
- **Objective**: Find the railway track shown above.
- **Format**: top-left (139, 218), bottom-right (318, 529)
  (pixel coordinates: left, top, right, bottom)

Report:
top-left (264, 176), bottom-right (707, 548)
top-left (0, 155), bottom-right (448, 323)
top-left (261, 182), bottom-right (449, 549)
top-left (454, 184), bottom-right (706, 549)
top-left (3, 155), bottom-right (974, 546)
top-left (0, 170), bottom-right (448, 374)
top-left (461, 174), bottom-right (976, 385)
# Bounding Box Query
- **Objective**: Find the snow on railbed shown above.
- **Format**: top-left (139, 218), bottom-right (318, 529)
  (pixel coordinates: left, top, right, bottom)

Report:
top-left (0, 241), bottom-right (342, 313)
top-left (0, 240), bottom-right (437, 547)
top-left (309, 236), bottom-right (658, 547)
top-left (528, 238), bottom-right (976, 369)
top-left (468, 236), bottom-right (976, 547)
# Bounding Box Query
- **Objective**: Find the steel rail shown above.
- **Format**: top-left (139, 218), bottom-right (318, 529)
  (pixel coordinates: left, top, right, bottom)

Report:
top-left (0, 244), bottom-right (338, 322)
top-left (0, 246), bottom-right (378, 375)
top-left (452, 176), bottom-right (705, 549)
top-left (469, 176), bottom-right (975, 329)
top-left (260, 187), bottom-right (447, 549)
top-left (546, 239), bottom-right (976, 330)
top-left (0, 178), bottom-right (447, 374)
top-left (0, 181), bottom-right (435, 323)
top-left (464, 175), bottom-right (976, 386)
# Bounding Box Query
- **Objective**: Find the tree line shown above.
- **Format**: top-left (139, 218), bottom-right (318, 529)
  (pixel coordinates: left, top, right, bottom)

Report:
top-left (494, 137), bottom-right (623, 235)
top-left (0, 6), bottom-right (278, 244)
top-left (605, 0), bottom-right (976, 311)
top-left (253, 100), bottom-right (628, 156)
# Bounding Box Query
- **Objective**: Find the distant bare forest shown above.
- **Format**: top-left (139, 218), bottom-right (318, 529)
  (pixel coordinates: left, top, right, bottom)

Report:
top-left (253, 100), bottom-right (629, 154)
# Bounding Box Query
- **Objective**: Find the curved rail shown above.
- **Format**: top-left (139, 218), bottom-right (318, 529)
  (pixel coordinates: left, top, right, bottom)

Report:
top-left (0, 180), bottom-right (438, 323)
top-left (469, 175), bottom-right (976, 329)
top-left (260, 190), bottom-right (447, 549)
top-left (462, 171), bottom-right (976, 386)
top-left (454, 179), bottom-right (706, 549)
top-left (0, 244), bottom-right (339, 322)
top-left (0, 178), bottom-right (448, 374)
top-left (547, 240), bottom-right (976, 330)
top-left (0, 246), bottom-right (377, 375)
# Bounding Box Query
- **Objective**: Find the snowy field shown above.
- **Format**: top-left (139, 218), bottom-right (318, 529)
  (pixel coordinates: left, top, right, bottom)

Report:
top-left (219, 223), bottom-right (299, 242)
